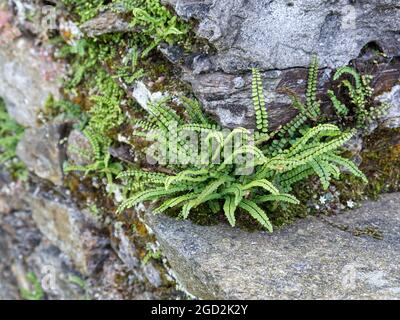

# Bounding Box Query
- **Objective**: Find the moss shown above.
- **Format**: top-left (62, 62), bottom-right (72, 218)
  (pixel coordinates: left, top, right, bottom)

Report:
top-left (334, 127), bottom-right (400, 203)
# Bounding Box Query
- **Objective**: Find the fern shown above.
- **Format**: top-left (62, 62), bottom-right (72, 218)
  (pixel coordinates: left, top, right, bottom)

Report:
top-left (327, 90), bottom-right (349, 117)
top-left (181, 96), bottom-right (211, 126)
top-left (329, 66), bottom-right (390, 128)
top-left (265, 56), bottom-right (321, 155)
top-left (116, 56), bottom-right (368, 231)
top-left (305, 55), bottom-right (321, 120)
top-left (238, 199), bottom-right (273, 232)
top-left (223, 195), bottom-right (237, 227)
top-left (254, 194), bottom-right (299, 205)
top-left (252, 68), bottom-right (269, 133)
top-left (0, 98), bottom-right (28, 180)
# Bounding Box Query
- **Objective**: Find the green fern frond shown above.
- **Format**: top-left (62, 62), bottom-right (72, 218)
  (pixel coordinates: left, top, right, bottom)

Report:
top-left (238, 199), bottom-right (273, 232)
top-left (164, 169), bottom-right (209, 189)
top-left (327, 90), bottom-right (349, 117)
top-left (117, 185), bottom-right (194, 214)
top-left (242, 179), bottom-right (280, 195)
top-left (181, 193), bottom-right (221, 219)
top-left (310, 158), bottom-right (331, 190)
top-left (154, 193), bottom-right (198, 214)
top-left (180, 96), bottom-right (210, 125)
top-left (83, 127), bottom-right (102, 160)
top-left (222, 184), bottom-right (243, 206)
top-left (254, 194), bottom-right (299, 205)
top-left (117, 169), bottom-right (168, 184)
top-left (305, 55), bottom-right (321, 119)
top-left (192, 176), bottom-right (231, 207)
top-left (333, 66), bottom-right (362, 89)
top-left (321, 153), bottom-right (368, 183)
top-left (252, 68), bottom-right (269, 133)
top-left (223, 195), bottom-right (237, 227)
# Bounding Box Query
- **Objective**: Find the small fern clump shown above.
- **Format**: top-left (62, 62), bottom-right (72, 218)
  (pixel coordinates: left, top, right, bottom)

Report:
top-left (0, 98), bottom-right (28, 180)
top-left (266, 56), bottom-right (322, 155)
top-left (108, 0), bottom-right (188, 57)
top-left (328, 66), bottom-right (390, 128)
top-left (88, 95), bottom-right (125, 135)
top-left (116, 57), bottom-right (367, 231)
top-left (64, 127), bottom-right (123, 194)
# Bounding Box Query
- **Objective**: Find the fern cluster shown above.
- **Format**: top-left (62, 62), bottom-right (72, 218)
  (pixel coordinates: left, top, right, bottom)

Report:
top-left (328, 66), bottom-right (390, 128)
top-left (108, 0), bottom-right (188, 57)
top-left (88, 94), bottom-right (125, 135)
top-left (266, 56), bottom-right (322, 156)
top-left (116, 57), bottom-right (367, 231)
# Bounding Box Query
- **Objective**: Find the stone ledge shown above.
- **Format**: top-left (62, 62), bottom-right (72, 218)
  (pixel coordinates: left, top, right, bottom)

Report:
top-left (146, 193), bottom-right (400, 299)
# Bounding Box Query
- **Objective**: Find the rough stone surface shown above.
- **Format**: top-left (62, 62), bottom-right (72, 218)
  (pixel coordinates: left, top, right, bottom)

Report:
top-left (26, 241), bottom-right (88, 300)
top-left (0, 167), bottom-right (175, 299)
top-left (0, 37), bottom-right (63, 127)
top-left (29, 192), bottom-right (110, 275)
top-left (16, 122), bottom-right (70, 186)
top-left (146, 193), bottom-right (400, 299)
top-left (379, 85), bottom-right (400, 129)
top-left (112, 223), bottom-right (164, 289)
top-left (167, 0), bottom-right (400, 72)
top-left (0, 227), bottom-right (21, 300)
top-left (161, 0), bottom-right (400, 130)
top-left (80, 10), bottom-right (135, 37)
top-left (66, 129), bottom-right (93, 167)
top-left (182, 67), bottom-right (330, 129)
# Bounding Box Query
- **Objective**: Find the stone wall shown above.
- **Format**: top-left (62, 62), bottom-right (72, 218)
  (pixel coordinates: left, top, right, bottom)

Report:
top-left (0, 0), bottom-right (399, 300)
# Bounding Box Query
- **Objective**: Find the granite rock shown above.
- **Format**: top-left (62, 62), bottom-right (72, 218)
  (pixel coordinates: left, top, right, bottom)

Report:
top-left (0, 37), bottom-right (64, 127)
top-left (16, 122), bottom-right (70, 186)
top-left (146, 193), bottom-right (400, 299)
top-left (29, 192), bottom-right (110, 275)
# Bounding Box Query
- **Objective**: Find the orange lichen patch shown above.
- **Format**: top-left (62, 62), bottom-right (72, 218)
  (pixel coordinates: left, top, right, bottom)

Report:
top-left (134, 219), bottom-right (149, 237)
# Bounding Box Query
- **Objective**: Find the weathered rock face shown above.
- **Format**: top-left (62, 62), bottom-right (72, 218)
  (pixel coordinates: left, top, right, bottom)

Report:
top-left (66, 129), bottom-right (93, 167)
top-left (162, 0), bottom-right (400, 129)
top-left (16, 122), bottom-right (70, 186)
top-left (182, 67), bottom-right (331, 129)
top-left (0, 228), bottom-right (20, 299)
top-left (29, 192), bottom-right (110, 276)
top-left (0, 37), bottom-right (64, 128)
top-left (146, 193), bottom-right (400, 299)
top-left (80, 10), bottom-right (134, 37)
top-left (167, 0), bottom-right (400, 72)
top-left (379, 85), bottom-right (400, 129)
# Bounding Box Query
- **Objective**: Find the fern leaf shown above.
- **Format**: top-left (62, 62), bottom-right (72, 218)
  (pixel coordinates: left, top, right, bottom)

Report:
top-left (181, 96), bottom-right (210, 125)
top-left (193, 177), bottom-right (230, 207)
top-left (165, 169), bottom-right (208, 189)
top-left (238, 199), bottom-right (273, 232)
top-left (254, 194), bottom-right (299, 204)
top-left (327, 90), bottom-right (349, 117)
top-left (305, 55), bottom-right (321, 119)
top-left (334, 66), bottom-right (362, 89)
top-left (154, 193), bottom-right (198, 214)
top-left (83, 127), bottom-right (101, 160)
top-left (181, 193), bottom-right (221, 219)
top-left (222, 184), bottom-right (244, 206)
top-left (242, 179), bottom-right (280, 195)
top-left (321, 153), bottom-right (367, 183)
top-left (223, 195), bottom-right (237, 227)
top-left (252, 68), bottom-right (269, 133)
top-left (309, 158), bottom-right (330, 190)
top-left (117, 169), bottom-right (168, 184)
top-left (117, 185), bottom-right (193, 213)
